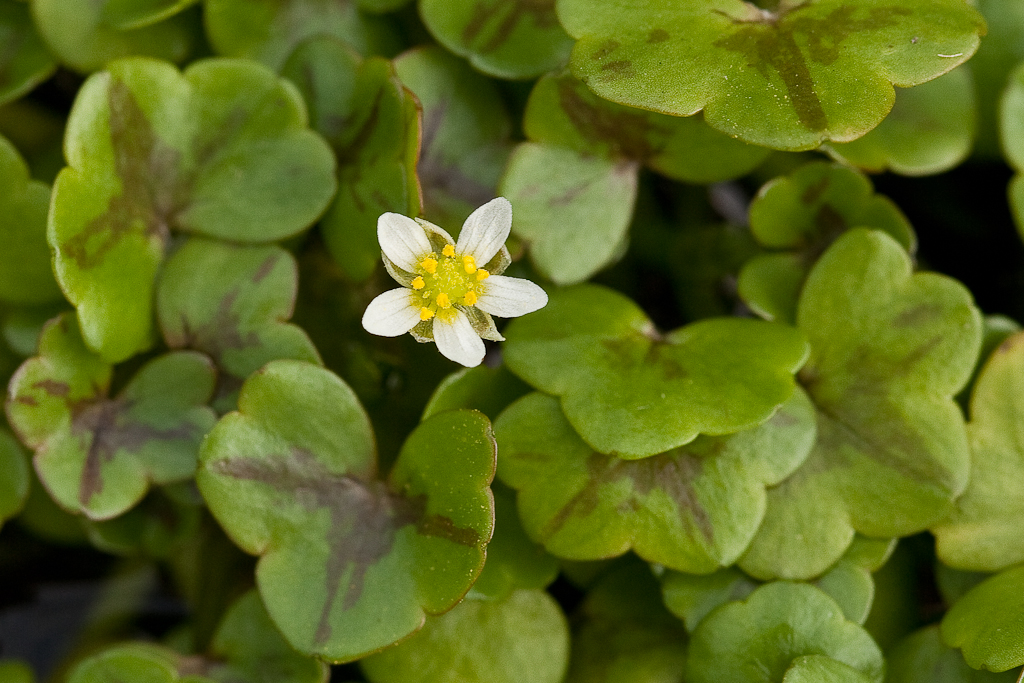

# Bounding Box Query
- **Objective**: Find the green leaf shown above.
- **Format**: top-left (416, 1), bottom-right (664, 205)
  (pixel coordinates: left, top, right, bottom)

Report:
top-left (0, 1), bottom-right (56, 106)
top-left (934, 331), bottom-right (1024, 571)
top-left (825, 66), bottom-right (976, 176)
top-left (957, 314), bottom-right (1021, 406)
top-left (565, 558), bottom-right (687, 683)
top-left (662, 567), bottom-right (758, 633)
top-left (81, 485), bottom-right (201, 558)
top-left (468, 483), bottom-right (559, 600)
top-left (739, 229), bottom-right (981, 580)
top-left (6, 313), bottom-right (217, 519)
top-left (49, 57), bottom-right (336, 362)
top-left (888, 625), bottom-right (1018, 683)
top-left (422, 364), bottom-right (530, 422)
top-left (204, 0), bottom-right (399, 70)
top-left (101, 0), bottom-right (200, 30)
top-left (503, 284), bottom-right (810, 458)
top-left (67, 643), bottom-right (215, 683)
top-left (197, 360), bottom-right (496, 661)
top-left (972, 0), bottom-right (1024, 159)
top-left (524, 70), bottom-right (770, 183)
top-left (31, 0), bottom-right (199, 74)
top-left (558, 0), bottom-right (986, 150)
top-left (0, 661), bottom-right (34, 683)
top-left (394, 46), bottom-right (512, 228)
top-left (942, 564), bottom-right (1024, 672)
top-left (738, 161), bottom-right (915, 324)
top-left (419, 0), bottom-right (573, 80)
top-left (0, 135), bottom-right (62, 305)
top-left (495, 389), bottom-right (814, 572)
top-left (0, 428), bottom-right (30, 529)
top-left (157, 237), bottom-right (321, 411)
top-left (361, 589), bottom-right (569, 683)
top-left (205, 590), bottom-right (330, 683)
top-left (1000, 63), bottom-right (1024, 241)
top-left (282, 37), bottom-right (421, 282)
top-left (686, 582), bottom-right (884, 683)
top-left (499, 142), bottom-right (637, 285)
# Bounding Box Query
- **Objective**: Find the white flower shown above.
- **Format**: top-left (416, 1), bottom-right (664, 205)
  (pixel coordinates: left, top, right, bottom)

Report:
top-left (361, 197), bottom-right (548, 367)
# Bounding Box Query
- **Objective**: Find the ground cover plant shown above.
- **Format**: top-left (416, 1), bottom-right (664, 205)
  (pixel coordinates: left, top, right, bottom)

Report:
top-left (2, 0), bottom-right (1024, 681)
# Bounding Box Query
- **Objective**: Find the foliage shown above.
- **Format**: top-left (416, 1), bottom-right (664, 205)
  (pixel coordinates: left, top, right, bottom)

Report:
top-left (0, 0), bottom-right (1022, 681)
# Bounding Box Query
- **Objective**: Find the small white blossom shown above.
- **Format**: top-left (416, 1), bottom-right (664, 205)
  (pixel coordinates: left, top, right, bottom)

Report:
top-left (361, 198), bottom-right (548, 367)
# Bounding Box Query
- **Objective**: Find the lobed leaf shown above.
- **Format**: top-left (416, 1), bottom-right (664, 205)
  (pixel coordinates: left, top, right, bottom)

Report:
top-left (495, 389), bottom-right (814, 572)
top-left (503, 283), bottom-right (810, 458)
top-left (942, 564), bottom-right (1024, 673)
top-left (888, 625), bottom-right (1018, 683)
top-left (740, 229), bottom-right (981, 580)
top-left (6, 313), bottom-right (217, 519)
top-left (419, 0), bottom-right (573, 80)
top-left (49, 57), bottom-right (336, 361)
top-left (558, 0), bottom-right (986, 150)
top-left (282, 37), bottom-right (421, 282)
top-left (686, 582), bottom-right (884, 683)
top-left (197, 360), bottom-right (496, 661)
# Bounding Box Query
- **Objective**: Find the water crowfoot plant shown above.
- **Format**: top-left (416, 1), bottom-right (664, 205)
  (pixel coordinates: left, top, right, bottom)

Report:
top-left (362, 197), bottom-right (549, 366)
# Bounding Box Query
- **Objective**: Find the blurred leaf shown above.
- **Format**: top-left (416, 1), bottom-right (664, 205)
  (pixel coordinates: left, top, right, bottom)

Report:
top-left (934, 331), bottom-right (1024, 571)
top-left (942, 564), bottom-right (1024, 672)
top-left (1000, 62), bottom-right (1024, 241)
top-left (157, 237), bottom-right (321, 411)
top-left (422, 364), bottom-right (530, 422)
top-left (0, 1), bottom-right (56, 105)
top-left (282, 37), bottom-right (420, 282)
top-left (197, 360), bottom-right (496, 660)
top-left (740, 229), bottom-right (981, 580)
top-left (101, 0), bottom-right (200, 30)
top-left (49, 57), bottom-right (336, 362)
top-left (204, 0), bottom-right (399, 70)
top-left (503, 284), bottom-right (809, 458)
top-left (7, 313), bottom-right (217, 519)
top-left (394, 46), bottom-right (512, 228)
top-left (565, 558), bottom-right (687, 683)
top-left (31, 0), bottom-right (199, 73)
top-left (825, 66), bottom-right (975, 176)
top-left (888, 625), bottom-right (1017, 683)
top-left (496, 389), bottom-right (814, 571)
top-left (0, 135), bottom-right (62, 305)
top-left (686, 582), bottom-right (884, 683)
top-left (500, 142), bottom-right (637, 284)
top-left (420, 0), bottom-right (573, 79)
top-left (361, 589), bottom-right (569, 683)
top-left (525, 70), bottom-right (770, 183)
top-left (0, 427), bottom-right (30, 529)
top-left (970, 0), bottom-right (1024, 158)
top-left (0, 661), bottom-right (34, 683)
top-left (67, 643), bottom-right (215, 683)
top-left (738, 161), bottom-right (914, 323)
top-left (558, 0), bottom-right (986, 150)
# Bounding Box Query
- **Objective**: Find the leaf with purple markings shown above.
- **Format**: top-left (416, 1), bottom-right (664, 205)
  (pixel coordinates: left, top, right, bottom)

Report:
top-left (49, 57), bottom-right (336, 362)
top-left (157, 237), bottom-right (321, 412)
top-left (197, 360), bottom-right (496, 661)
top-left (6, 313), bottom-right (217, 520)
top-left (494, 389), bottom-right (815, 572)
top-left (282, 37), bottom-right (421, 282)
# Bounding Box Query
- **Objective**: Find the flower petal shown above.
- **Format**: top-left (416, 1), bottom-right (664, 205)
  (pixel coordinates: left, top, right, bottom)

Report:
top-left (475, 275), bottom-right (548, 318)
top-left (433, 310), bottom-right (486, 367)
top-left (362, 288), bottom-right (421, 337)
top-left (378, 212), bottom-right (431, 271)
top-left (456, 197), bottom-right (512, 265)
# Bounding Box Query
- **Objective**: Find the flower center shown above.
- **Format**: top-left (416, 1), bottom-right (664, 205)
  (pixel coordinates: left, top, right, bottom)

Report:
top-left (412, 244), bottom-right (489, 322)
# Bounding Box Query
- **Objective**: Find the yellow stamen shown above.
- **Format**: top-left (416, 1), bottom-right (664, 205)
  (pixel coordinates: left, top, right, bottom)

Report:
top-left (463, 256), bottom-right (477, 274)
top-left (463, 291), bottom-right (478, 306)
top-left (436, 292), bottom-right (451, 309)
top-left (442, 244), bottom-right (456, 257)
top-left (421, 257), bottom-right (437, 274)
top-left (411, 276), bottom-right (425, 290)
top-left (476, 269), bottom-right (490, 281)
top-left (419, 307), bottom-right (434, 321)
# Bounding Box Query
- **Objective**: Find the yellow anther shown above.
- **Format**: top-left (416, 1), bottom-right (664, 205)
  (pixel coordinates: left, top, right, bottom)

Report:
top-left (436, 292), bottom-right (451, 309)
top-left (411, 276), bottom-right (425, 290)
top-left (419, 307), bottom-right (434, 321)
top-left (476, 269), bottom-right (490, 281)
top-left (463, 256), bottom-right (477, 274)
top-left (463, 291), bottom-right (478, 306)
top-left (421, 257), bottom-right (437, 274)
top-left (442, 244), bottom-right (456, 257)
